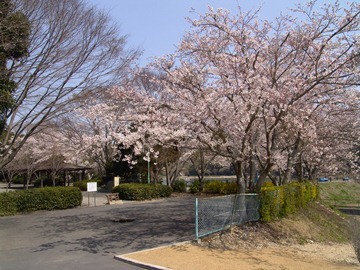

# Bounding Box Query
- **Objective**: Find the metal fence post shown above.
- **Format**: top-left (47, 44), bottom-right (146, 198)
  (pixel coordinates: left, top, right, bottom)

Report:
top-left (229, 194), bottom-right (237, 230)
top-left (195, 197), bottom-right (199, 240)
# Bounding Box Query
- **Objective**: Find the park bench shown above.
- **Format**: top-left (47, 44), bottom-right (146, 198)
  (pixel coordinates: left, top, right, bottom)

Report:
top-left (105, 193), bottom-right (120, 204)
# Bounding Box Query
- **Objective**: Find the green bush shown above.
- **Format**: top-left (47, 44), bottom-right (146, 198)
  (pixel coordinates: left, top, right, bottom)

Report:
top-left (259, 187), bottom-right (283, 222)
top-left (0, 187), bottom-right (82, 216)
top-left (33, 177), bottom-right (54, 187)
top-left (220, 182), bottom-right (237, 195)
top-left (203, 180), bottom-right (237, 195)
top-left (154, 184), bottom-right (173, 198)
top-left (189, 180), bottom-right (201, 194)
top-left (260, 182), bottom-right (318, 222)
top-left (12, 175), bottom-right (24, 185)
top-left (171, 179), bottom-right (187, 193)
top-left (0, 191), bottom-right (19, 216)
top-left (204, 180), bottom-right (223, 194)
top-left (262, 181), bottom-right (274, 188)
top-left (112, 183), bottom-right (172, 200)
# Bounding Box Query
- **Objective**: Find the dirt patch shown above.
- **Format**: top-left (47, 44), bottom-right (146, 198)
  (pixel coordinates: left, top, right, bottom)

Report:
top-left (125, 242), bottom-right (359, 270)
top-left (123, 202), bottom-right (360, 269)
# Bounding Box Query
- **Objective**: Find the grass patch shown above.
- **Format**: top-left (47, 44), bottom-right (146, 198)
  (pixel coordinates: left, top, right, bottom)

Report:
top-left (267, 202), bottom-right (350, 244)
top-left (318, 182), bottom-right (360, 207)
top-left (200, 202), bottom-right (351, 250)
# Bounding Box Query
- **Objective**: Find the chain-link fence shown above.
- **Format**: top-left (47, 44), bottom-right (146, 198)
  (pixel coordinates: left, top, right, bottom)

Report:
top-left (195, 194), bottom-right (260, 239)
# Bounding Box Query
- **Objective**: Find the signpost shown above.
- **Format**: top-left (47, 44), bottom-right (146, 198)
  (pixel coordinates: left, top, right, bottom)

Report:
top-left (87, 182), bottom-right (97, 206)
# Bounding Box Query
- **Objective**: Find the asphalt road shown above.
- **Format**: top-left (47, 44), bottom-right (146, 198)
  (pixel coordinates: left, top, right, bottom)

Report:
top-left (0, 195), bottom-right (195, 270)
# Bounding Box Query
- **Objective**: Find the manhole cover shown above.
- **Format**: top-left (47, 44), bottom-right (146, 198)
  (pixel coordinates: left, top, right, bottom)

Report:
top-left (111, 217), bottom-right (135, 223)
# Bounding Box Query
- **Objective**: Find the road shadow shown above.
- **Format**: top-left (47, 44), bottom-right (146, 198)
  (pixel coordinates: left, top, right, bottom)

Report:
top-left (30, 198), bottom-right (195, 255)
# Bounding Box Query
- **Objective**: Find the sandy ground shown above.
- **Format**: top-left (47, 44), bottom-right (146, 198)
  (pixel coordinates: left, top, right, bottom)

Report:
top-left (124, 242), bottom-right (360, 270)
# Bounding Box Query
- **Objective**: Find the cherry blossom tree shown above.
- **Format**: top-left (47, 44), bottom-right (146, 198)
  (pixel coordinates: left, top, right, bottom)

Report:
top-left (32, 130), bottom-right (76, 186)
top-left (188, 149), bottom-right (218, 191)
top-left (78, 1), bottom-right (359, 194)
top-left (300, 89), bottom-right (360, 179)
top-left (75, 81), bottom-right (189, 183)
top-left (2, 122), bottom-right (92, 189)
top-left (146, 1), bottom-right (359, 192)
top-left (5, 135), bottom-right (43, 189)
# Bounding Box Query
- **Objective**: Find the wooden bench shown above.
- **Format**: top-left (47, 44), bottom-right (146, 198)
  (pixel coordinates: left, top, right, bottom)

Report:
top-left (105, 193), bottom-right (120, 204)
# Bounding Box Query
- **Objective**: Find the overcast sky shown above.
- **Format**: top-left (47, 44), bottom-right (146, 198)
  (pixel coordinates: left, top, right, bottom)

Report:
top-left (86, 0), bottom-right (341, 66)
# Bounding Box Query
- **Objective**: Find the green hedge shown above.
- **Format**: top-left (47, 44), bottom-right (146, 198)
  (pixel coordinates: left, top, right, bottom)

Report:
top-left (260, 182), bottom-right (318, 222)
top-left (189, 180), bottom-right (201, 193)
top-left (171, 179), bottom-right (187, 193)
top-left (203, 180), bottom-right (237, 195)
top-left (0, 192), bottom-right (19, 216)
top-left (0, 187), bottom-right (82, 216)
top-left (113, 183), bottom-right (172, 200)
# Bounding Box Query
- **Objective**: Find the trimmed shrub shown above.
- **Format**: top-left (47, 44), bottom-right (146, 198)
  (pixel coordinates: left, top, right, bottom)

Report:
top-left (262, 181), bottom-right (274, 188)
top-left (203, 180), bottom-right (237, 195)
top-left (220, 182), bottom-right (237, 195)
top-left (259, 186), bottom-right (284, 222)
top-left (204, 180), bottom-right (223, 194)
top-left (260, 182), bottom-right (318, 222)
top-left (0, 187), bottom-right (82, 216)
top-left (112, 183), bottom-right (172, 200)
top-left (154, 184), bottom-right (173, 198)
top-left (171, 179), bottom-right (187, 193)
top-left (189, 180), bottom-right (201, 194)
top-left (0, 191), bottom-right (19, 216)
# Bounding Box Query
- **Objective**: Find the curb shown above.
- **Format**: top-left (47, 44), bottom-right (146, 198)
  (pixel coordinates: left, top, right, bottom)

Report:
top-left (114, 241), bottom-right (191, 270)
top-left (114, 256), bottom-right (172, 270)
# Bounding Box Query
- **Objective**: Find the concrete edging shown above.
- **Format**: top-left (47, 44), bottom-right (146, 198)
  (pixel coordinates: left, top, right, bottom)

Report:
top-left (114, 241), bottom-right (192, 270)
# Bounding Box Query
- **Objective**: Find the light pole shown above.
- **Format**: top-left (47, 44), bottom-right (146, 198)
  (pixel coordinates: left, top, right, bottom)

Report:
top-left (147, 158), bottom-right (150, 184)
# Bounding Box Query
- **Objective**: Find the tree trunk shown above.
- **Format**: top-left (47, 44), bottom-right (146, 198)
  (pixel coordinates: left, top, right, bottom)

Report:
top-left (230, 160), bottom-right (247, 231)
top-left (233, 161), bottom-right (246, 194)
top-left (193, 154), bottom-right (205, 192)
top-left (165, 162), bottom-right (170, 186)
top-left (51, 173), bottom-right (56, 186)
top-left (255, 161), bottom-right (273, 192)
top-left (283, 154), bottom-right (295, 185)
top-left (248, 156), bottom-right (256, 192)
top-left (283, 135), bottom-right (301, 184)
top-left (25, 174), bottom-right (31, 190)
top-left (296, 154), bottom-right (303, 181)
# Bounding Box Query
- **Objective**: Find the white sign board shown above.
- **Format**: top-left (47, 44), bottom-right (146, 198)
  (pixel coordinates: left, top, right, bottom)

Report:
top-left (114, 176), bottom-right (120, 187)
top-left (87, 182), bottom-right (97, 192)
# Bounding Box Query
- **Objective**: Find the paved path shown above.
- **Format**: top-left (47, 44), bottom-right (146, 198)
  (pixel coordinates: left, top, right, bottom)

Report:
top-left (0, 195), bottom-right (195, 270)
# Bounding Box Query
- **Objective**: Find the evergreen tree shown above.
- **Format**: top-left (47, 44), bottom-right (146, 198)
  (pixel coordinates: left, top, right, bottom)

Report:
top-left (0, 0), bottom-right (30, 134)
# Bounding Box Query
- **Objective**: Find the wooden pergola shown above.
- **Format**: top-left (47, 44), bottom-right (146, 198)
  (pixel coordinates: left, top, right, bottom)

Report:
top-left (1, 160), bottom-right (93, 187)
top-left (34, 160), bottom-right (93, 186)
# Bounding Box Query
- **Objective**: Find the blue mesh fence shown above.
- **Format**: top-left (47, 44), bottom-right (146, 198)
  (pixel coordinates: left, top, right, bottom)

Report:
top-left (195, 194), bottom-right (260, 239)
